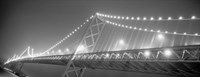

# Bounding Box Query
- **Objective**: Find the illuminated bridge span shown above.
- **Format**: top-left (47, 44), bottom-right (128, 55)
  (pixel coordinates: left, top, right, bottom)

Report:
top-left (3, 13), bottom-right (200, 77)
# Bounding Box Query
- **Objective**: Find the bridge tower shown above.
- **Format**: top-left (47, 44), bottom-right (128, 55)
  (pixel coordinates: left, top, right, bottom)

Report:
top-left (63, 14), bottom-right (106, 77)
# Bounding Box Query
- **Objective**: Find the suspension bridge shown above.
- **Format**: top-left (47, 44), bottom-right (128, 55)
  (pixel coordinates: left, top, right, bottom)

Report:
top-left (2, 12), bottom-right (200, 77)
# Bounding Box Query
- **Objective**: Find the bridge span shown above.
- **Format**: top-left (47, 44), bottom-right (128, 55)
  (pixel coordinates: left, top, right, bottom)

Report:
top-left (4, 45), bottom-right (200, 77)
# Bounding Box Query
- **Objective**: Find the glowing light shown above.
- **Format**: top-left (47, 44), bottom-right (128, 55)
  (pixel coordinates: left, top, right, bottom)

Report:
top-left (143, 17), bottom-right (147, 20)
top-left (137, 17), bottom-right (140, 20)
top-left (157, 34), bottom-right (165, 40)
top-left (77, 45), bottom-right (85, 52)
top-left (129, 26), bottom-right (132, 29)
top-left (134, 27), bottom-right (137, 30)
top-left (158, 17), bottom-right (162, 20)
top-left (150, 17), bottom-right (154, 20)
top-left (114, 16), bottom-right (116, 19)
top-left (191, 16), bottom-right (196, 19)
top-left (119, 39), bottom-right (125, 45)
top-left (110, 16), bottom-right (113, 18)
top-left (96, 13), bottom-right (99, 15)
top-left (195, 33), bottom-right (198, 36)
top-left (66, 48), bottom-right (69, 51)
top-left (163, 31), bottom-right (167, 34)
top-left (108, 15), bottom-right (110, 18)
top-left (122, 25), bottom-right (124, 27)
top-left (139, 28), bottom-right (142, 30)
top-left (157, 30), bottom-right (160, 33)
top-left (150, 29), bottom-right (153, 32)
top-left (58, 49), bottom-right (61, 53)
top-left (125, 26), bottom-right (128, 28)
top-left (131, 17), bottom-right (134, 20)
top-left (144, 50), bottom-right (151, 57)
top-left (174, 32), bottom-right (177, 34)
top-left (168, 17), bottom-right (172, 20)
top-left (164, 49), bottom-right (172, 57)
top-left (144, 29), bottom-right (147, 31)
top-left (117, 16), bottom-right (120, 19)
top-left (179, 16), bottom-right (183, 20)
top-left (122, 17), bottom-right (124, 19)
top-left (184, 32), bottom-right (187, 35)
top-left (90, 15), bottom-right (93, 19)
top-left (126, 17), bottom-right (129, 20)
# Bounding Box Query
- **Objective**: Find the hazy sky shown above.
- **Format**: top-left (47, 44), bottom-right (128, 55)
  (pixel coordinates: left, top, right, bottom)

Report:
top-left (0, 0), bottom-right (200, 77)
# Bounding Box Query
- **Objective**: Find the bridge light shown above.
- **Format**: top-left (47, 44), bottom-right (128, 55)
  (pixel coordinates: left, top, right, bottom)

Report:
top-left (191, 16), bottom-right (196, 19)
top-left (174, 32), bottom-right (177, 34)
top-left (122, 17), bottom-right (124, 19)
top-left (52, 51), bottom-right (55, 54)
top-left (66, 48), bottom-right (69, 52)
top-left (108, 15), bottom-right (110, 18)
top-left (168, 17), bottom-right (172, 20)
top-left (144, 29), bottom-right (147, 31)
top-left (179, 16), bottom-right (183, 20)
top-left (110, 16), bottom-right (113, 18)
top-left (58, 49), bottom-right (62, 53)
top-left (158, 17), bottom-right (162, 20)
top-left (137, 17), bottom-right (140, 20)
top-left (105, 15), bottom-right (107, 17)
top-left (157, 34), bottom-right (165, 40)
top-left (119, 39), bottom-right (125, 45)
top-left (164, 49), bottom-right (172, 57)
top-left (118, 24), bottom-right (121, 27)
top-left (131, 17), bottom-right (134, 20)
top-left (150, 17), bottom-right (154, 20)
top-left (90, 15), bottom-right (93, 19)
top-left (114, 16), bottom-right (116, 19)
top-left (157, 30), bottom-right (160, 33)
top-left (77, 45), bottom-right (85, 52)
top-left (143, 17), bottom-right (147, 20)
top-left (183, 32), bottom-right (187, 35)
top-left (195, 33), bottom-right (198, 36)
top-left (117, 16), bottom-right (120, 19)
top-left (165, 31), bottom-right (168, 33)
top-left (126, 17), bottom-right (129, 20)
top-left (96, 12), bottom-right (99, 15)
top-left (144, 50), bottom-right (151, 57)
top-left (134, 27), bottom-right (137, 30)
top-left (125, 26), bottom-right (128, 28)
top-left (129, 26), bottom-right (132, 29)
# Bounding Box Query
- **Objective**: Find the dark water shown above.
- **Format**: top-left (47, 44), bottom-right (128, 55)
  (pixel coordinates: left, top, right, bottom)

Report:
top-left (1, 63), bottom-right (175, 77)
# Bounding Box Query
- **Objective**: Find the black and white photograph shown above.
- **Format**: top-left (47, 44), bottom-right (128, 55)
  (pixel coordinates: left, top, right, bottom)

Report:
top-left (0, 0), bottom-right (200, 77)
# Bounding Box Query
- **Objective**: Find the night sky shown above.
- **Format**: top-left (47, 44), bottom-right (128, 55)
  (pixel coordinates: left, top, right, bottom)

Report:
top-left (0, 0), bottom-right (200, 77)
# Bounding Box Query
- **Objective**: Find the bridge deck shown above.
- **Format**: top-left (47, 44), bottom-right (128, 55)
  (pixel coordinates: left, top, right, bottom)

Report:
top-left (4, 45), bottom-right (200, 77)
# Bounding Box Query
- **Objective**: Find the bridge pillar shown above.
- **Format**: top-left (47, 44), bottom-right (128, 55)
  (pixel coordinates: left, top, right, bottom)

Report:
top-left (62, 62), bottom-right (86, 77)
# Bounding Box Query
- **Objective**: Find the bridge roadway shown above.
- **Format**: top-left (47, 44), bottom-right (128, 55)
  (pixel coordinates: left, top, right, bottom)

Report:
top-left (4, 45), bottom-right (200, 77)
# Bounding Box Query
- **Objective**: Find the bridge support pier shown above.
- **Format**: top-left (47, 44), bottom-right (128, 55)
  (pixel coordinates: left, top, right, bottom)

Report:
top-left (62, 62), bottom-right (86, 77)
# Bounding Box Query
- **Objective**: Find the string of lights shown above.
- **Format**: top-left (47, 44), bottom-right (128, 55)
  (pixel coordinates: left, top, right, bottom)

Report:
top-left (96, 13), bottom-right (200, 21)
top-left (5, 15), bottom-right (94, 64)
top-left (105, 20), bottom-right (200, 36)
top-left (42, 16), bottom-right (93, 54)
top-left (73, 49), bottom-right (193, 60)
